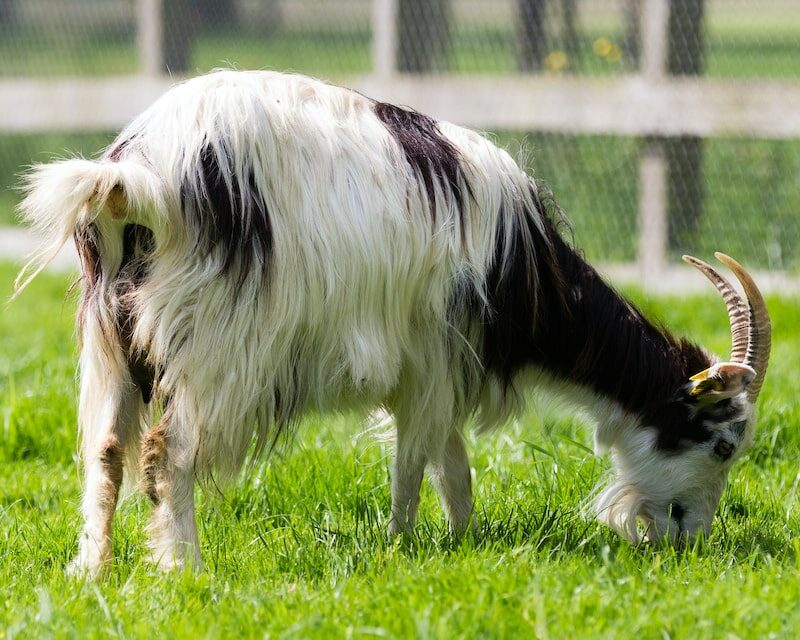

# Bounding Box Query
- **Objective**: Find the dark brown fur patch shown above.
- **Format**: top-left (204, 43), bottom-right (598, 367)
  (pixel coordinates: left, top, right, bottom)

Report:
top-left (140, 424), bottom-right (167, 505)
top-left (372, 101), bottom-right (472, 234)
top-left (99, 436), bottom-right (124, 508)
top-left (74, 224), bottom-right (156, 402)
top-left (73, 223), bottom-right (102, 338)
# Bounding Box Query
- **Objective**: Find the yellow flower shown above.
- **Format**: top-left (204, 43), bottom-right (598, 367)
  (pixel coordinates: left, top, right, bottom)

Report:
top-left (594, 37), bottom-right (613, 58)
top-left (607, 44), bottom-right (622, 63)
top-left (545, 50), bottom-right (568, 72)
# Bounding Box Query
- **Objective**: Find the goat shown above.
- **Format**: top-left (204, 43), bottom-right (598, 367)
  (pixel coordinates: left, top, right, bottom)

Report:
top-left (15, 70), bottom-right (771, 576)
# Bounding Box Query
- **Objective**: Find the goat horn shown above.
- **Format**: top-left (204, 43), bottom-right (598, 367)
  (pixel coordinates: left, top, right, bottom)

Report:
top-left (714, 253), bottom-right (771, 403)
top-left (682, 255), bottom-right (750, 363)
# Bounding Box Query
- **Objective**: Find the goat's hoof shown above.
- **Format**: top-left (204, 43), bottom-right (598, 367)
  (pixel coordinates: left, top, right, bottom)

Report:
top-left (66, 555), bottom-right (107, 580)
top-left (447, 514), bottom-right (476, 538)
top-left (388, 520), bottom-right (411, 538)
top-left (67, 533), bottom-right (112, 579)
top-left (145, 549), bottom-right (203, 573)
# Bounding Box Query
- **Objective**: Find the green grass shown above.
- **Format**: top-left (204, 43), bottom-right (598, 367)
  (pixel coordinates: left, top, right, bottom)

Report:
top-left (3, 11), bottom-right (800, 79)
top-left (1, 262), bottom-right (800, 637)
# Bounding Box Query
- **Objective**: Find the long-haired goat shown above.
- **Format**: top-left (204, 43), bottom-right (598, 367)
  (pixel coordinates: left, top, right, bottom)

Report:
top-left (16, 70), bottom-right (771, 576)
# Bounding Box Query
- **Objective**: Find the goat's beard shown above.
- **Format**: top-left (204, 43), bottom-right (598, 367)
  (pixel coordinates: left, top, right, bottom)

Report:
top-left (594, 480), bottom-right (646, 544)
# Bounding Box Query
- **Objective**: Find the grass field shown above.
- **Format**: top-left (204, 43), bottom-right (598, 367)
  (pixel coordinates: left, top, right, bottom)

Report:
top-left (1, 261), bottom-right (799, 638)
top-left (2, 11), bottom-right (800, 79)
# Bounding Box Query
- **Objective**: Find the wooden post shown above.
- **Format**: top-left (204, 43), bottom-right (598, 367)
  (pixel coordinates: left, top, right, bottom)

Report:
top-left (137, 0), bottom-right (163, 76)
top-left (640, 0), bottom-right (669, 79)
top-left (0, 0), bottom-right (17, 31)
top-left (637, 0), bottom-right (669, 283)
top-left (373, 0), bottom-right (398, 77)
top-left (562, 0), bottom-right (578, 66)
top-left (639, 141), bottom-right (668, 280)
top-left (623, 0), bottom-right (642, 68)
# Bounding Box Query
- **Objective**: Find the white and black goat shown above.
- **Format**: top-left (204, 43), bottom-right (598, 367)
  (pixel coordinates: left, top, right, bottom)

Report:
top-left (15, 70), bottom-right (771, 576)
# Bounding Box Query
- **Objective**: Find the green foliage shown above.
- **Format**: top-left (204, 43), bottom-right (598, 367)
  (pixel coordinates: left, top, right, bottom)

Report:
top-left (0, 263), bottom-right (798, 637)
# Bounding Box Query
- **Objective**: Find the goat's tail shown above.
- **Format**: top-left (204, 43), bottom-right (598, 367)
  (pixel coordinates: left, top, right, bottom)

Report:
top-left (13, 158), bottom-right (164, 298)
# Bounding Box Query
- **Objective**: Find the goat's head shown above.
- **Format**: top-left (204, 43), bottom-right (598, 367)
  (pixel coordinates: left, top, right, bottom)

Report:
top-left (596, 253), bottom-right (771, 546)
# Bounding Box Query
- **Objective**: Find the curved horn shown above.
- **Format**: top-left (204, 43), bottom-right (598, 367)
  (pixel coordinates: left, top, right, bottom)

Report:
top-left (682, 255), bottom-right (749, 362)
top-left (714, 253), bottom-right (771, 403)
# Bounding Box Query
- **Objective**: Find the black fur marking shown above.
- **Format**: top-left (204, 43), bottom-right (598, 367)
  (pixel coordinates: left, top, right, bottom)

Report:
top-left (480, 201), bottom-right (552, 386)
top-left (652, 403), bottom-right (714, 452)
top-left (480, 188), bottom-right (714, 451)
top-left (372, 101), bottom-right (472, 233)
top-left (182, 140), bottom-right (272, 276)
top-left (74, 223), bottom-right (156, 403)
top-left (74, 223), bottom-right (102, 335)
top-left (115, 224), bottom-right (156, 403)
top-left (669, 502), bottom-right (685, 524)
top-left (731, 420), bottom-right (747, 439)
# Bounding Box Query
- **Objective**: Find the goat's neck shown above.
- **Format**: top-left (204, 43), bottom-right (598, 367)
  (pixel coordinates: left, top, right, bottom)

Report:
top-left (531, 232), bottom-right (709, 417)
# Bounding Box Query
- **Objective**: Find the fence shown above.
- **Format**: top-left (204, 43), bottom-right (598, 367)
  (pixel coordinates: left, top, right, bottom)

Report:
top-left (1, 0), bottom-right (799, 289)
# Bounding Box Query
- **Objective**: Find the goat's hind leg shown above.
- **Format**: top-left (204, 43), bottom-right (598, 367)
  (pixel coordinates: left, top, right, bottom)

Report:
top-left (429, 430), bottom-right (474, 534)
top-left (68, 332), bottom-right (141, 578)
top-left (388, 408), bottom-right (434, 536)
top-left (140, 409), bottom-right (202, 572)
top-left (389, 411), bottom-right (458, 537)
top-left (389, 444), bottom-right (426, 537)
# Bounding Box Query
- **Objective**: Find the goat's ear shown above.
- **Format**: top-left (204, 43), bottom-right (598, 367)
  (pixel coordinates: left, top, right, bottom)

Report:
top-left (687, 362), bottom-right (756, 403)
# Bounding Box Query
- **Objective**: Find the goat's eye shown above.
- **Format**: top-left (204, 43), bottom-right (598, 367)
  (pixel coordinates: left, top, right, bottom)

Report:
top-left (714, 440), bottom-right (735, 461)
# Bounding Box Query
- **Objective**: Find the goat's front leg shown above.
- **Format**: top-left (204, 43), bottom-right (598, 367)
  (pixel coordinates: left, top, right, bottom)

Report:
top-left (68, 333), bottom-right (140, 578)
top-left (141, 413), bottom-right (202, 571)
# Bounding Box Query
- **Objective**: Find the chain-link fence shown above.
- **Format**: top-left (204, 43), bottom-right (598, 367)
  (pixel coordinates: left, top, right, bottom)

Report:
top-left (1, 0), bottom-right (798, 276)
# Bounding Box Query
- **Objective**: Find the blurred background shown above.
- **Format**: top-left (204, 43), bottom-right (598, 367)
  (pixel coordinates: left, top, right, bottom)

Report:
top-left (0, 0), bottom-right (798, 288)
